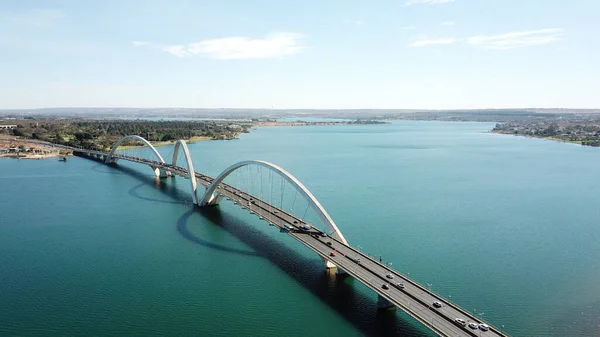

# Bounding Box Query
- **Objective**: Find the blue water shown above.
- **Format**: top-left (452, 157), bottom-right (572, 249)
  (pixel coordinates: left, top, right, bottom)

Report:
top-left (1, 121), bottom-right (600, 336)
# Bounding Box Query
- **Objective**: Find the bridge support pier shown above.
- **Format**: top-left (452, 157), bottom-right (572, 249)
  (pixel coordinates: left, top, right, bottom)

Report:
top-left (199, 193), bottom-right (222, 207)
top-left (324, 259), bottom-right (338, 275)
top-left (377, 295), bottom-right (397, 311)
top-left (152, 167), bottom-right (171, 178)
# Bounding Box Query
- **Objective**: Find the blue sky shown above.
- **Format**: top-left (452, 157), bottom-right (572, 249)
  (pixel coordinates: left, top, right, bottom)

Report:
top-left (1, 0), bottom-right (598, 109)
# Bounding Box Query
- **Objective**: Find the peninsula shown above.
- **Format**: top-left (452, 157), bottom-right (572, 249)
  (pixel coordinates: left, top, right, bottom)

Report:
top-left (0, 117), bottom-right (387, 153)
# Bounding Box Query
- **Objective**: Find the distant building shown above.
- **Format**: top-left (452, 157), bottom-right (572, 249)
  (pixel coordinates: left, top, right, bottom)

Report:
top-left (0, 125), bottom-right (17, 130)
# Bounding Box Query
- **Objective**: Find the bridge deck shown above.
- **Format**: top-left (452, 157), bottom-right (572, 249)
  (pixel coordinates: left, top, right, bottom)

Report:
top-left (72, 149), bottom-right (508, 337)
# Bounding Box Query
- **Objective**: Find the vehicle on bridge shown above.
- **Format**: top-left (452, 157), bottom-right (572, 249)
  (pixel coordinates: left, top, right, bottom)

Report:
top-left (454, 318), bottom-right (466, 327)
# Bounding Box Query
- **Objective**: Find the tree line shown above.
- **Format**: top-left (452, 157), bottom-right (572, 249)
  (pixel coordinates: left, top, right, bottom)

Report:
top-left (4, 119), bottom-right (251, 151)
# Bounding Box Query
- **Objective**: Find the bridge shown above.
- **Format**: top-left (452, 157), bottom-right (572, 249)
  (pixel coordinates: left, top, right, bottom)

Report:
top-left (62, 135), bottom-right (507, 337)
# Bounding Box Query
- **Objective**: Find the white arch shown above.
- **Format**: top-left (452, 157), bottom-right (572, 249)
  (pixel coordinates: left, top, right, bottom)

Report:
top-left (199, 160), bottom-right (348, 245)
top-left (105, 135), bottom-right (165, 164)
top-left (172, 140), bottom-right (199, 205)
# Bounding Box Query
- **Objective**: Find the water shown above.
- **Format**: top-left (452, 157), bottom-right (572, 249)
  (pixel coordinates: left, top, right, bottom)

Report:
top-left (1, 121), bottom-right (600, 336)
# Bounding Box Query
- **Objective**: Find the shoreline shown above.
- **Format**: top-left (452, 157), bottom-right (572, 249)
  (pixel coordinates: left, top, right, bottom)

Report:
top-left (0, 153), bottom-right (68, 160)
top-left (0, 138), bottom-right (72, 160)
top-left (489, 130), bottom-right (585, 146)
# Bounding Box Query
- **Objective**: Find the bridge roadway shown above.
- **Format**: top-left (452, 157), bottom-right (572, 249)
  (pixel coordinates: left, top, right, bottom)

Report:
top-left (73, 150), bottom-right (507, 337)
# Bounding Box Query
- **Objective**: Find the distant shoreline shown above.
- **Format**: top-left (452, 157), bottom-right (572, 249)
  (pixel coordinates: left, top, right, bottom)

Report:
top-left (491, 122), bottom-right (600, 147)
top-left (0, 120), bottom-right (389, 158)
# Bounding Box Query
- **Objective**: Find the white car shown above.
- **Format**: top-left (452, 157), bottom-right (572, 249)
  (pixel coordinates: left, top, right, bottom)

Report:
top-left (454, 318), bottom-right (466, 327)
top-left (432, 301), bottom-right (442, 308)
top-left (468, 322), bottom-right (478, 329)
top-left (386, 273), bottom-right (394, 279)
top-left (478, 324), bottom-right (489, 331)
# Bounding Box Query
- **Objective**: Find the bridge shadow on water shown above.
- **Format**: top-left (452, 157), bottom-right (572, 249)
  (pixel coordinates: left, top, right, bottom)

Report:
top-left (105, 162), bottom-right (429, 337)
top-left (91, 163), bottom-right (126, 175)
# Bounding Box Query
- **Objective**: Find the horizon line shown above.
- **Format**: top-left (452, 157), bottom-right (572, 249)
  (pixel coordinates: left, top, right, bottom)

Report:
top-left (1, 107), bottom-right (599, 111)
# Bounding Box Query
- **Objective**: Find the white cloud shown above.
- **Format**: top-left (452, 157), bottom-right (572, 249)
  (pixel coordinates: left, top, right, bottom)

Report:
top-left (401, 25), bottom-right (417, 30)
top-left (409, 28), bottom-right (564, 50)
top-left (134, 32), bottom-right (306, 59)
top-left (344, 19), bottom-right (367, 26)
top-left (132, 41), bottom-right (150, 47)
top-left (409, 37), bottom-right (456, 47)
top-left (405, 0), bottom-right (456, 5)
top-left (441, 21), bottom-right (455, 26)
top-left (467, 29), bottom-right (564, 50)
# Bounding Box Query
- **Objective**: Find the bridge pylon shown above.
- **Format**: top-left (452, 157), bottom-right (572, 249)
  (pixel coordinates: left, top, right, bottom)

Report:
top-left (324, 258), bottom-right (338, 274)
top-left (152, 167), bottom-right (171, 179)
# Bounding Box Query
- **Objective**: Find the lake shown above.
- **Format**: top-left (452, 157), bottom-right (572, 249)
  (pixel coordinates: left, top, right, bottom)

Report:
top-left (1, 121), bottom-right (599, 336)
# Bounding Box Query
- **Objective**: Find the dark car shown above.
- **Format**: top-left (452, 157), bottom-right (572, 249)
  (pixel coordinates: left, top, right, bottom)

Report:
top-left (432, 301), bottom-right (442, 308)
top-left (382, 284), bottom-right (390, 290)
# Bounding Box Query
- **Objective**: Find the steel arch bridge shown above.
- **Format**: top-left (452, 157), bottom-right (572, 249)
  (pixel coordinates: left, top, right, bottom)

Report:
top-left (68, 135), bottom-right (507, 337)
top-left (104, 135), bottom-right (346, 243)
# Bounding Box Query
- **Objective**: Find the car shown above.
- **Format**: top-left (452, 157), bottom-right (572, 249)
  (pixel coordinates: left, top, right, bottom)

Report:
top-left (382, 284), bottom-right (389, 290)
top-left (478, 324), bottom-right (489, 331)
top-left (330, 251), bottom-right (336, 257)
top-left (432, 301), bottom-right (442, 308)
top-left (320, 232), bottom-right (327, 237)
top-left (274, 210), bottom-right (279, 214)
top-left (386, 273), bottom-right (394, 279)
top-left (396, 283), bottom-right (405, 289)
top-left (326, 241), bottom-right (333, 246)
top-left (454, 318), bottom-right (466, 327)
top-left (302, 224), bottom-right (311, 230)
top-left (468, 322), bottom-right (478, 330)
top-left (355, 258), bottom-right (361, 264)
top-left (293, 220), bottom-right (299, 224)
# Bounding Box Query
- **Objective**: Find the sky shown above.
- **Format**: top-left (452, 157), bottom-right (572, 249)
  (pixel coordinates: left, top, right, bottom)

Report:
top-left (0, 0), bottom-right (598, 109)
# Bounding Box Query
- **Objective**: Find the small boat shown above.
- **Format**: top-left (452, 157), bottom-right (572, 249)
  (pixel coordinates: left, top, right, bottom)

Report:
top-left (58, 156), bottom-right (67, 162)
